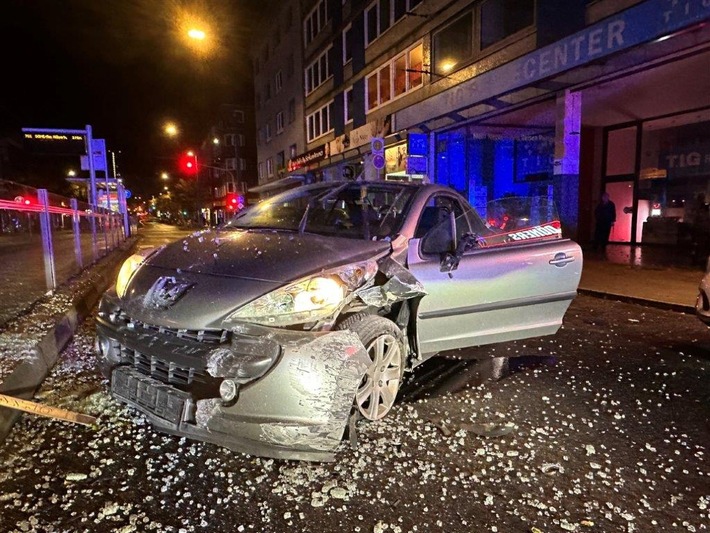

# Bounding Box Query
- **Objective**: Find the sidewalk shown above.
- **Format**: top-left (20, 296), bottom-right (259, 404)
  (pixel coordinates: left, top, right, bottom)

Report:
top-left (578, 244), bottom-right (704, 313)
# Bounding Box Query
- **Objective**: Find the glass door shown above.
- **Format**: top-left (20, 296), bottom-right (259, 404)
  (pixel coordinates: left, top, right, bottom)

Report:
top-left (603, 126), bottom-right (638, 243)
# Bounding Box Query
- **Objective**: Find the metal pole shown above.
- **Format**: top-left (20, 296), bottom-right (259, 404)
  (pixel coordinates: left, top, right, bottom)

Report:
top-left (86, 125), bottom-right (98, 262)
top-left (38, 189), bottom-right (57, 291)
top-left (117, 184), bottom-right (130, 238)
top-left (71, 198), bottom-right (83, 270)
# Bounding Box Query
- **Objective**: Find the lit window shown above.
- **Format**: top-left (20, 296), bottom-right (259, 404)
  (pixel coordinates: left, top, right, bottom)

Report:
top-left (365, 0), bottom-right (422, 46)
top-left (366, 42), bottom-right (423, 112)
top-left (433, 11), bottom-right (473, 75)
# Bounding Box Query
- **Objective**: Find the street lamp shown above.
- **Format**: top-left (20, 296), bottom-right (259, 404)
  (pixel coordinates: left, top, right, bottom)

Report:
top-left (161, 172), bottom-right (170, 180)
top-left (164, 122), bottom-right (179, 137)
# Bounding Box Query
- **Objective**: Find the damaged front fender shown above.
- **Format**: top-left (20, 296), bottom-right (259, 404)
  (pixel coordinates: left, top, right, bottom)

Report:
top-left (195, 327), bottom-right (370, 461)
top-left (355, 256), bottom-right (427, 308)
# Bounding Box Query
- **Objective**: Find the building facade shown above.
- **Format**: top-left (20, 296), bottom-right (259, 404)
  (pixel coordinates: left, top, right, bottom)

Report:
top-left (253, 0), bottom-right (710, 247)
top-left (199, 103), bottom-right (257, 224)
top-left (251, 1), bottom-right (307, 197)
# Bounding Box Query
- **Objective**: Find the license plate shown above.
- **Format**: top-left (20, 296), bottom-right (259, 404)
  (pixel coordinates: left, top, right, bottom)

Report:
top-left (112, 366), bottom-right (191, 425)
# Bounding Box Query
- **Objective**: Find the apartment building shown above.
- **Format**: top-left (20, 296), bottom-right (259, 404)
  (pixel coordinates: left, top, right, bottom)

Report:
top-left (254, 0), bottom-right (710, 243)
top-left (251, 1), bottom-right (307, 197)
top-left (200, 104), bottom-right (257, 224)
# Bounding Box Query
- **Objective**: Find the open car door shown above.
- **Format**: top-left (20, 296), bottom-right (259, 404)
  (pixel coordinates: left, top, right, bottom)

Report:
top-left (407, 196), bottom-right (582, 361)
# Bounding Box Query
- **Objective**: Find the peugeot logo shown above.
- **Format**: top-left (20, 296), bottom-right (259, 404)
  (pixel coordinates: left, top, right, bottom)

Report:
top-left (144, 276), bottom-right (194, 309)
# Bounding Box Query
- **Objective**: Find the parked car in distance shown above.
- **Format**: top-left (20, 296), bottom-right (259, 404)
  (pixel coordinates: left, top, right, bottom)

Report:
top-left (95, 181), bottom-right (583, 461)
top-left (696, 257), bottom-right (710, 325)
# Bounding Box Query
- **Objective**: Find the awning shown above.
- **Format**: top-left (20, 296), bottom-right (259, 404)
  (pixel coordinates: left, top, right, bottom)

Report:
top-left (248, 175), bottom-right (305, 194)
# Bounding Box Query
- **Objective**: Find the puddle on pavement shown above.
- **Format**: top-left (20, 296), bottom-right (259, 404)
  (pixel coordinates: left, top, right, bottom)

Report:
top-left (401, 354), bottom-right (557, 402)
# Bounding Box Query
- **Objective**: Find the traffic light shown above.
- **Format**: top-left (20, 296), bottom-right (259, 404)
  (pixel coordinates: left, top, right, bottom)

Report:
top-left (179, 151), bottom-right (198, 175)
top-left (225, 193), bottom-right (244, 211)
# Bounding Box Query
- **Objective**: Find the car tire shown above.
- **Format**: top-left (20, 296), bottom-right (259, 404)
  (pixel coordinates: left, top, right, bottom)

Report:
top-left (337, 314), bottom-right (405, 421)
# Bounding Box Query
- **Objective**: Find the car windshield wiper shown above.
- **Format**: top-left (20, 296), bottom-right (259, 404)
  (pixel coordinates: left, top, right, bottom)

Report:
top-left (298, 201), bottom-right (311, 235)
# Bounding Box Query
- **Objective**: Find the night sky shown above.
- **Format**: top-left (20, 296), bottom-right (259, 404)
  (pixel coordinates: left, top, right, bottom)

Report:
top-left (0, 0), bottom-right (259, 195)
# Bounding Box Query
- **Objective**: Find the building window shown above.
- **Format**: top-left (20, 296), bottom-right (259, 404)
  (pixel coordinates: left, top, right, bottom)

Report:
top-left (343, 24), bottom-right (353, 64)
top-left (225, 134), bottom-right (236, 146)
top-left (275, 71), bottom-right (283, 93)
top-left (265, 122), bottom-right (272, 142)
top-left (365, 0), bottom-right (422, 46)
top-left (304, 0), bottom-right (329, 46)
top-left (480, 0), bottom-right (535, 50)
top-left (276, 111), bottom-right (284, 134)
top-left (266, 158), bottom-right (274, 177)
top-left (305, 47), bottom-right (332, 95)
top-left (366, 42), bottom-right (423, 112)
top-left (290, 144), bottom-right (297, 158)
top-left (226, 158), bottom-right (237, 170)
top-left (265, 82), bottom-right (271, 101)
top-left (306, 101), bottom-right (334, 142)
top-left (289, 98), bottom-right (296, 124)
top-left (344, 87), bottom-right (353, 123)
top-left (237, 134), bottom-right (245, 147)
top-left (433, 11), bottom-right (473, 76)
top-left (234, 110), bottom-right (244, 123)
top-left (287, 54), bottom-right (294, 78)
top-left (239, 158), bottom-right (247, 171)
top-left (277, 151), bottom-right (285, 171)
top-left (257, 127), bottom-right (263, 146)
top-left (258, 162), bottom-right (264, 179)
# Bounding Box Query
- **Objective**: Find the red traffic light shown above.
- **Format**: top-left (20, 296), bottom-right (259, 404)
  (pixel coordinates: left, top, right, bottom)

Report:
top-left (226, 193), bottom-right (244, 211)
top-left (179, 151), bottom-right (198, 175)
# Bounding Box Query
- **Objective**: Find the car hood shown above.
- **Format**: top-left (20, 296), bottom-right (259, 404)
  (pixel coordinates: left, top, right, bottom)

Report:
top-left (119, 229), bottom-right (391, 329)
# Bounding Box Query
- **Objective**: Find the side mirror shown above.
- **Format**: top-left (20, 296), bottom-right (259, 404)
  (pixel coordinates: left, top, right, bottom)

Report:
top-left (440, 232), bottom-right (480, 273)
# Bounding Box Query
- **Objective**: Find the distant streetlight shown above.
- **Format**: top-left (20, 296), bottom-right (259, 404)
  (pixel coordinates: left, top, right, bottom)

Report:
top-left (161, 172), bottom-right (170, 180)
top-left (175, 8), bottom-right (215, 58)
top-left (164, 122), bottom-right (179, 137)
top-left (212, 137), bottom-right (220, 145)
top-left (67, 170), bottom-right (76, 177)
top-left (188, 28), bottom-right (206, 40)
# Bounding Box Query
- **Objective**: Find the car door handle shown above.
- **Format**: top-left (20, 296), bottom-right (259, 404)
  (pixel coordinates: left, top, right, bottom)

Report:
top-left (549, 253), bottom-right (575, 267)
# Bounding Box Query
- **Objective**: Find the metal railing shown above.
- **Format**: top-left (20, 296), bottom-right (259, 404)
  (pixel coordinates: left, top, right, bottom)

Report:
top-left (0, 179), bottom-right (131, 327)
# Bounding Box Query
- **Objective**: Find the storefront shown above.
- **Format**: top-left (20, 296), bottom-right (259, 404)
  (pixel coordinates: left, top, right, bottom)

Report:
top-left (396, 0), bottom-right (710, 244)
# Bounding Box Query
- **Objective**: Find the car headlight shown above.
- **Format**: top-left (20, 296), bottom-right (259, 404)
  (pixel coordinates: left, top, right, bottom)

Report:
top-left (226, 260), bottom-right (378, 327)
top-left (115, 248), bottom-right (157, 298)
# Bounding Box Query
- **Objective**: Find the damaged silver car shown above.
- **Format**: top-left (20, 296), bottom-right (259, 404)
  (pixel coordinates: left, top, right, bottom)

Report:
top-left (95, 181), bottom-right (582, 460)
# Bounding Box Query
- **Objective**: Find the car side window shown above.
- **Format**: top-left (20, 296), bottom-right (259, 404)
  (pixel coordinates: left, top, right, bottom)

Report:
top-left (418, 196), bottom-right (470, 255)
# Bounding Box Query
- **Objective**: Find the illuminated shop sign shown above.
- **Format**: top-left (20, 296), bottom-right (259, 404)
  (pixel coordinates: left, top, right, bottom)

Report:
top-left (287, 144), bottom-right (329, 172)
top-left (22, 131), bottom-right (86, 155)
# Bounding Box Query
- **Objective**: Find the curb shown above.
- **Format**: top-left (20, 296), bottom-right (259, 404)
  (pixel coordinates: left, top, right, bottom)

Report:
top-left (578, 288), bottom-right (696, 315)
top-left (0, 237), bottom-right (137, 441)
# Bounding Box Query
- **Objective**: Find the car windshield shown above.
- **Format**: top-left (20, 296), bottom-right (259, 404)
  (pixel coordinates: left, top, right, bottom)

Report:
top-left (223, 182), bottom-right (418, 240)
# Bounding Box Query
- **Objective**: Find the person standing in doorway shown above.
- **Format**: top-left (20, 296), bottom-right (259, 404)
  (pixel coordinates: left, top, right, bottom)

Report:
top-left (594, 191), bottom-right (616, 250)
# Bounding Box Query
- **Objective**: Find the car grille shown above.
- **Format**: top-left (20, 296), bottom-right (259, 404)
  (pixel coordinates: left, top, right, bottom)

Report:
top-left (105, 310), bottom-right (224, 397)
top-left (112, 309), bottom-right (229, 344)
top-left (118, 344), bottom-right (206, 386)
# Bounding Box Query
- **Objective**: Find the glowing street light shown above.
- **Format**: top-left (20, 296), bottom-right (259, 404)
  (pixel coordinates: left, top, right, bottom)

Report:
top-left (161, 172), bottom-right (170, 180)
top-left (164, 122), bottom-right (179, 137)
top-left (188, 28), bottom-right (206, 40)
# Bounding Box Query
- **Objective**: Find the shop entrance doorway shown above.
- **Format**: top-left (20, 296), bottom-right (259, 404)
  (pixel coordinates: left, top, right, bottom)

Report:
top-left (604, 181), bottom-right (633, 243)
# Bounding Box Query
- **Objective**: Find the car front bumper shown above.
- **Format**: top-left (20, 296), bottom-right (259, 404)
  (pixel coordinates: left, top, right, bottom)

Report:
top-left (95, 294), bottom-right (370, 462)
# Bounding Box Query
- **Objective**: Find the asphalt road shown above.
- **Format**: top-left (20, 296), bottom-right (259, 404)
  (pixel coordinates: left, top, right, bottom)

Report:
top-left (0, 293), bottom-right (708, 533)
